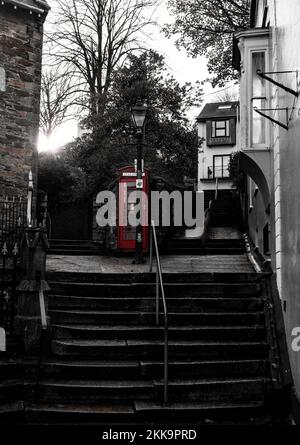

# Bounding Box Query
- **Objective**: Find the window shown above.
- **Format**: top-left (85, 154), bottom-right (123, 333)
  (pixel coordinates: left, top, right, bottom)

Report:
top-left (256, 0), bottom-right (268, 27)
top-left (211, 120), bottom-right (230, 138)
top-left (213, 155), bottom-right (231, 179)
top-left (251, 51), bottom-right (266, 146)
top-left (206, 118), bottom-right (236, 146)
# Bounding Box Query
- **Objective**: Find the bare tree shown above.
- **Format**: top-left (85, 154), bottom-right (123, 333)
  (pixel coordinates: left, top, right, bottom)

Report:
top-left (212, 86), bottom-right (240, 103)
top-left (45, 0), bottom-right (158, 118)
top-left (40, 69), bottom-right (80, 137)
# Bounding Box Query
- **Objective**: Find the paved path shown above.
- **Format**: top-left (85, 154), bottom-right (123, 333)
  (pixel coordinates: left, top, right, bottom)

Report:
top-left (47, 254), bottom-right (254, 274)
top-left (208, 227), bottom-right (242, 239)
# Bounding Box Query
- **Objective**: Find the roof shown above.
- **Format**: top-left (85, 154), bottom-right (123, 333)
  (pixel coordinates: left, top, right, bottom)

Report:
top-left (2, 0), bottom-right (50, 18)
top-left (196, 102), bottom-right (239, 122)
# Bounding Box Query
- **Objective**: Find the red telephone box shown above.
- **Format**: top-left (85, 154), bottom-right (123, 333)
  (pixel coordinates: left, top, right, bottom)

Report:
top-left (117, 166), bottom-right (149, 252)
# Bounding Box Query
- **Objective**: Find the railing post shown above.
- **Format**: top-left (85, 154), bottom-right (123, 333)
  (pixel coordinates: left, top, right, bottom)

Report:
top-left (10, 243), bottom-right (19, 334)
top-left (27, 171), bottom-right (33, 227)
top-left (164, 326), bottom-right (168, 404)
top-left (149, 223), bottom-right (153, 273)
top-left (14, 227), bottom-right (50, 354)
top-left (156, 268), bottom-right (160, 327)
top-left (215, 178), bottom-right (219, 201)
top-left (0, 243), bottom-right (7, 327)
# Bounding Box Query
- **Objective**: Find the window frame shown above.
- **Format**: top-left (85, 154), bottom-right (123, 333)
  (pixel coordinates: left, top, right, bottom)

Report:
top-left (244, 35), bottom-right (270, 149)
top-left (250, 49), bottom-right (268, 148)
top-left (206, 117), bottom-right (237, 147)
top-left (213, 154), bottom-right (231, 179)
top-left (211, 119), bottom-right (230, 138)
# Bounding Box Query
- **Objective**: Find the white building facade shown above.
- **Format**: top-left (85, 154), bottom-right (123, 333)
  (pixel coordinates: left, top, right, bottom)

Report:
top-left (197, 102), bottom-right (239, 199)
top-left (234, 0), bottom-right (300, 418)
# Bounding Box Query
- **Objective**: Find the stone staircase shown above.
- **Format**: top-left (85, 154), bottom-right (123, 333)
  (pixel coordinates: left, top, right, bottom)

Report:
top-left (21, 271), bottom-right (276, 425)
top-left (0, 342), bottom-right (24, 424)
top-left (204, 190), bottom-right (242, 228)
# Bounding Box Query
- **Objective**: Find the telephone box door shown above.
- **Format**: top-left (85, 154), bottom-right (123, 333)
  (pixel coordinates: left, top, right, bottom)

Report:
top-left (117, 167), bottom-right (149, 251)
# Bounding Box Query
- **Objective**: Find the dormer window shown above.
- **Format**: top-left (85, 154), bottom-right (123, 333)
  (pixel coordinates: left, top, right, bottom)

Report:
top-left (206, 118), bottom-right (236, 146)
top-left (212, 120), bottom-right (230, 138)
top-left (197, 101), bottom-right (238, 147)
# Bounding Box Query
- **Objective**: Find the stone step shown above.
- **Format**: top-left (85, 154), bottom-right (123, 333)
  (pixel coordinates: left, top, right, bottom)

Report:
top-left (40, 360), bottom-right (141, 380)
top-left (27, 380), bottom-right (155, 403)
top-left (24, 401), bottom-right (269, 424)
top-left (48, 282), bottom-right (261, 298)
top-left (0, 401), bottom-right (24, 425)
top-left (0, 380), bottom-right (23, 404)
top-left (49, 295), bottom-right (264, 312)
top-left (168, 238), bottom-right (243, 244)
top-left (49, 310), bottom-right (264, 326)
top-left (134, 400), bottom-right (267, 424)
top-left (49, 243), bottom-right (99, 249)
top-left (0, 360), bottom-right (23, 379)
top-left (51, 339), bottom-right (268, 360)
top-left (140, 359), bottom-right (268, 379)
top-left (38, 358), bottom-right (267, 380)
top-left (47, 271), bottom-right (261, 284)
top-left (50, 239), bottom-right (93, 244)
top-left (48, 249), bottom-right (103, 256)
top-left (163, 247), bottom-right (244, 255)
top-left (24, 402), bottom-right (135, 424)
top-left (52, 324), bottom-right (266, 342)
top-left (26, 377), bottom-right (265, 404)
top-left (166, 241), bottom-right (244, 249)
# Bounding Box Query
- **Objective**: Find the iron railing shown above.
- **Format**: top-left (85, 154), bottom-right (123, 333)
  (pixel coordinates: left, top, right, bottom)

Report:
top-left (0, 197), bottom-right (27, 248)
top-left (149, 220), bottom-right (169, 404)
top-left (0, 197), bottom-right (26, 336)
top-left (0, 242), bottom-right (20, 336)
top-left (0, 173), bottom-right (35, 338)
top-left (201, 165), bottom-right (230, 180)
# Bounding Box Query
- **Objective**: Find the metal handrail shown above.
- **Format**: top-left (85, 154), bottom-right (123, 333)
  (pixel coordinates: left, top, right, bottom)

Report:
top-left (39, 287), bottom-right (47, 331)
top-left (36, 286), bottom-right (47, 389)
top-left (215, 177), bottom-right (219, 201)
top-left (149, 220), bottom-right (169, 404)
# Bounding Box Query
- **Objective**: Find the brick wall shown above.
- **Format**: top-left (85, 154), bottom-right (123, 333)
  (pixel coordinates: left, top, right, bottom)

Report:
top-left (0, 6), bottom-right (44, 198)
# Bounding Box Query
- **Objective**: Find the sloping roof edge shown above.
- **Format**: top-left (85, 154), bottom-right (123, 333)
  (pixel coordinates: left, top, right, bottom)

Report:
top-left (1, 0), bottom-right (50, 18)
top-left (196, 101), bottom-right (239, 122)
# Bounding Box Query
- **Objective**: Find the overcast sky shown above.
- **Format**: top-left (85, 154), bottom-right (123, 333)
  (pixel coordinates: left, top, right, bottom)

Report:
top-left (39, 1), bottom-right (232, 152)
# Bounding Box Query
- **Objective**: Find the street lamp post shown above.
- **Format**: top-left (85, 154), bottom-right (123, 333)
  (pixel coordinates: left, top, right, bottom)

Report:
top-left (131, 99), bottom-right (147, 264)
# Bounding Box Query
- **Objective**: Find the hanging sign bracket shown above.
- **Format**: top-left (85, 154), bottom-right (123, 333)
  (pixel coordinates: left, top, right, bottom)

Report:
top-left (257, 70), bottom-right (299, 98)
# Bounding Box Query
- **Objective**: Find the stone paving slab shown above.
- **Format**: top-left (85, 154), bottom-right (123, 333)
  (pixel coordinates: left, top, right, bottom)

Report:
top-left (208, 227), bottom-right (242, 240)
top-left (47, 254), bottom-right (254, 274)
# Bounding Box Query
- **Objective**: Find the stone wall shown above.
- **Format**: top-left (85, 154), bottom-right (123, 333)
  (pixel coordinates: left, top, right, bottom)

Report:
top-left (0, 6), bottom-right (44, 198)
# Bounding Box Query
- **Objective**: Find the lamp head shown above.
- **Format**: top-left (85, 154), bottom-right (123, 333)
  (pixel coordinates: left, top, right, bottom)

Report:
top-left (131, 99), bottom-right (147, 133)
